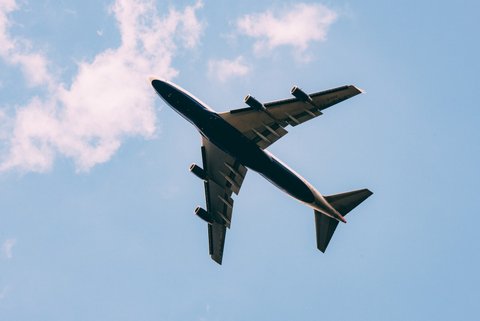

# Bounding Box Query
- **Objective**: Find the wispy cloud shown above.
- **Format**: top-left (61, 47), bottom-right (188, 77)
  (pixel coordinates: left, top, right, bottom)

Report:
top-left (208, 56), bottom-right (250, 82)
top-left (1, 238), bottom-right (16, 259)
top-left (0, 0), bottom-right (205, 172)
top-left (236, 3), bottom-right (337, 61)
top-left (0, 0), bottom-right (54, 88)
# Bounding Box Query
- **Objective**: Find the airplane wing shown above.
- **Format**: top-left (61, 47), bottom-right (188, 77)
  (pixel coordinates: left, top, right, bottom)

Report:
top-left (199, 137), bottom-right (247, 264)
top-left (218, 85), bottom-right (363, 149)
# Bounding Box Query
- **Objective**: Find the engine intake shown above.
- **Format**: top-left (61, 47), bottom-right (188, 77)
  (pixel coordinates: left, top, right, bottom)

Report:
top-left (195, 206), bottom-right (214, 224)
top-left (189, 163), bottom-right (207, 181)
top-left (291, 86), bottom-right (313, 104)
top-left (244, 95), bottom-right (266, 111)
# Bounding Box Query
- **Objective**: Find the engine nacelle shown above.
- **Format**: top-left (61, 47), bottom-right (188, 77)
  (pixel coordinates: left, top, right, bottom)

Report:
top-left (195, 206), bottom-right (214, 224)
top-left (189, 163), bottom-right (207, 181)
top-left (244, 95), bottom-right (266, 111)
top-left (291, 86), bottom-right (313, 104)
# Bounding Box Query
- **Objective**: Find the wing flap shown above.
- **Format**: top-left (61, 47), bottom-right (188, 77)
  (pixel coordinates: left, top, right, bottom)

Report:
top-left (265, 103), bottom-right (322, 127)
top-left (206, 181), bottom-right (233, 227)
top-left (203, 138), bottom-right (247, 195)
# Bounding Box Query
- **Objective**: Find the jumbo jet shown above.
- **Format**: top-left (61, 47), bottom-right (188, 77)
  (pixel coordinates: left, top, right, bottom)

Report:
top-left (150, 78), bottom-right (372, 264)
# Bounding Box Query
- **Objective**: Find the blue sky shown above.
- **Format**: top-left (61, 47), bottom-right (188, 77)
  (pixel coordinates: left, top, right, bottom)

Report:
top-left (1, 0), bottom-right (479, 320)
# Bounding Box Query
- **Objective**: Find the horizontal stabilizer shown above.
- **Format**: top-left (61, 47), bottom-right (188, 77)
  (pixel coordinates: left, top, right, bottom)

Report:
top-left (325, 188), bottom-right (373, 216)
top-left (315, 211), bottom-right (339, 252)
top-left (315, 188), bottom-right (372, 252)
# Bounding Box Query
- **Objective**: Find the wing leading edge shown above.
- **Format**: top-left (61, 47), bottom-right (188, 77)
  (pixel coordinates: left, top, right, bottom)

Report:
top-left (219, 85), bottom-right (363, 149)
top-left (199, 137), bottom-right (247, 264)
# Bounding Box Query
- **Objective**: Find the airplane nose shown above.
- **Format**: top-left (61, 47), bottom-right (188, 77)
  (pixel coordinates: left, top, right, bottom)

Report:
top-left (150, 78), bottom-right (172, 98)
top-left (150, 77), bottom-right (166, 88)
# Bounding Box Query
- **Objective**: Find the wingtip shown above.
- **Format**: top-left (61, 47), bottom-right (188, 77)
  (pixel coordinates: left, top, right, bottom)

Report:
top-left (211, 255), bottom-right (223, 265)
top-left (353, 85), bottom-right (366, 94)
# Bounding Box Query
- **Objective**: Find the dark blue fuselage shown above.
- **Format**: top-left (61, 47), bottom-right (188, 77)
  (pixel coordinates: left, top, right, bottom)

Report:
top-left (152, 79), bottom-right (315, 204)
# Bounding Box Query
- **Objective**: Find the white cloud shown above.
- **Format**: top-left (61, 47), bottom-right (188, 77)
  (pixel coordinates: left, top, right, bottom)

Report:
top-left (208, 56), bottom-right (250, 82)
top-left (0, 0), bottom-right (54, 88)
top-left (236, 3), bottom-right (337, 60)
top-left (0, 0), bottom-right (205, 172)
top-left (1, 238), bottom-right (16, 259)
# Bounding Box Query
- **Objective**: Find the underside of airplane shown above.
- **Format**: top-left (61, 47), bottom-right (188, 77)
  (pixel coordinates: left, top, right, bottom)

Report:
top-left (151, 78), bottom-right (372, 264)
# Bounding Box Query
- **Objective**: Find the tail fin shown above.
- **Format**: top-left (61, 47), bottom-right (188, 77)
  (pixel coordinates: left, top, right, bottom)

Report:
top-left (315, 188), bottom-right (372, 252)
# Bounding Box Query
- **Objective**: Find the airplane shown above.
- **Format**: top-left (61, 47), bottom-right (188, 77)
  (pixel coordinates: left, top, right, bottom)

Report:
top-left (150, 78), bottom-right (372, 264)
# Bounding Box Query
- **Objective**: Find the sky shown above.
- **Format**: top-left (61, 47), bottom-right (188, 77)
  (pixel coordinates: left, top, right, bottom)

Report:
top-left (0, 0), bottom-right (479, 320)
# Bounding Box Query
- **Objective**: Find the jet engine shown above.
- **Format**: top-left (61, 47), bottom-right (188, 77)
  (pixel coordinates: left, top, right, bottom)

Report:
top-left (291, 86), bottom-right (314, 104)
top-left (244, 95), bottom-right (266, 111)
top-left (189, 163), bottom-right (207, 181)
top-left (195, 206), bottom-right (214, 224)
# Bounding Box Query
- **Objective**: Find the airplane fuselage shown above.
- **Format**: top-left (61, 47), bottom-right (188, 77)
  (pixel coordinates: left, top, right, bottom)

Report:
top-left (152, 79), bottom-right (344, 222)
